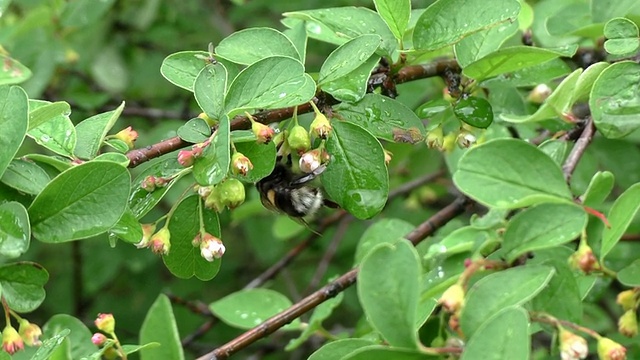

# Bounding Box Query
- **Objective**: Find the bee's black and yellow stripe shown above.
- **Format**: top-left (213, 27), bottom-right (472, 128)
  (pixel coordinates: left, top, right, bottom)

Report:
top-left (257, 163), bottom-right (324, 218)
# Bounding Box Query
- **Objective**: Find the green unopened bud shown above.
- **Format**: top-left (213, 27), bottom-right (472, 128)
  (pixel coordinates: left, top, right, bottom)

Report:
top-left (205, 187), bottom-right (224, 212)
top-left (231, 152), bottom-right (253, 176)
top-left (217, 178), bottom-right (245, 209)
top-left (527, 83), bottom-right (552, 104)
top-left (616, 289), bottom-right (637, 311)
top-left (247, 112), bottom-right (274, 143)
top-left (198, 112), bottom-right (217, 127)
top-left (94, 313), bottom-right (115, 334)
top-left (597, 337), bottom-right (627, 360)
top-left (442, 132), bottom-right (457, 152)
top-left (569, 242), bottom-right (600, 274)
top-left (439, 283), bottom-right (465, 313)
top-left (426, 126), bottom-right (444, 149)
top-left (309, 101), bottom-right (332, 139)
top-left (2, 325), bottom-right (24, 355)
top-left (288, 125), bottom-right (311, 153)
top-left (618, 309), bottom-right (638, 338)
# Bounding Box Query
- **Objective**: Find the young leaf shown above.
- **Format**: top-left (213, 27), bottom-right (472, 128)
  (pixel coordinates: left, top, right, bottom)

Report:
top-left (28, 101), bottom-right (71, 131)
top-left (453, 139), bottom-right (572, 208)
top-left (176, 118), bottom-right (212, 143)
top-left (27, 100), bottom-right (77, 158)
top-left (604, 18), bottom-right (640, 55)
top-left (74, 102), bottom-right (125, 159)
top-left (358, 240), bottom-right (421, 349)
top-left (374, 0), bottom-right (410, 41)
top-left (413, 0), bottom-right (520, 51)
top-left (163, 195), bottom-right (221, 280)
top-left (210, 289), bottom-right (300, 330)
top-left (460, 306), bottom-right (530, 360)
top-left (215, 27), bottom-right (301, 64)
top-left (0, 202), bottom-right (30, 259)
top-left (460, 265), bottom-right (554, 337)
top-left (323, 121), bottom-right (389, 219)
top-left (600, 183), bottom-right (640, 260)
top-left (194, 63), bottom-right (228, 121)
top-left (193, 115), bottom-right (230, 186)
top-left (318, 34), bottom-right (380, 86)
top-left (581, 171), bottom-right (615, 207)
top-left (0, 261), bottom-right (49, 312)
top-left (1, 159), bottom-right (50, 195)
top-left (139, 294), bottom-right (185, 360)
top-left (320, 55), bottom-right (379, 103)
top-left (284, 20), bottom-right (308, 61)
top-left (29, 162), bottom-right (130, 242)
top-left (161, 51), bottom-right (211, 91)
top-left (0, 85), bottom-right (28, 177)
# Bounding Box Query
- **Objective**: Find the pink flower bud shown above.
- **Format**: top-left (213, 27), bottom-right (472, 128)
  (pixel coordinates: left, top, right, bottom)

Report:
top-left (135, 223), bottom-right (157, 249)
top-left (597, 337), bottom-right (626, 360)
top-left (2, 326), bottom-right (24, 354)
top-left (177, 150), bottom-right (195, 167)
top-left (91, 332), bottom-right (108, 346)
top-left (149, 227), bottom-right (171, 255)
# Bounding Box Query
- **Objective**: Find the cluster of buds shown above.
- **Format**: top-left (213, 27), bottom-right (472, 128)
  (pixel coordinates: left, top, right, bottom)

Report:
top-left (193, 233), bottom-right (225, 261)
top-left (558, 327), bottom-right (588, 360)
top-left (246, 112), bottom-right (275, 144)
top-left (616, 289), bottom-right (639, 338)
top-left (110, 126), bottom-right (139, 150)
top-left (141, 175), bottom-right (169, 192)
top-left (231, 152), bottom-right (253, 176)
top-left (204, 179), bottom-right (245, 212)
top-left (92, 313), bottom-right (125, 359)
top-left (2, 319), bottom-right (42, 355)
top-left (136, 226), bottom-right (171, 255)
top-left (178, 139), bottom-right (210, 167)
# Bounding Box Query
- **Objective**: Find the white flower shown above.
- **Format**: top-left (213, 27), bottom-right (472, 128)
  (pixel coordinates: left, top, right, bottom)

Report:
top-left (200, 236), bottom-right (225, 261)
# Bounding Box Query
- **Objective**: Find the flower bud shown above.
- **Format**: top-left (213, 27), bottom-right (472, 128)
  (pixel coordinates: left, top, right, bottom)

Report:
top-left (616, 289), bottom-right (637, 312)
top-left (597, 337), bottom-right (627, 360)
top-left (527, 83), bottom-right (553, 104)
top-left (299, 149), bottom-right (323, 173)
top-left (2, 326), bottom-right (24, 355)
top-left (94, 313), bottom-right (115, 334)
top-left (217, 179), bottom-right (245, 209)
top-left (384, 149), bottom-right (393, 165)
top-left (559, 327), bottom-right (588, 360)
top-left (196, 185), bottom-right (213, 199)
top-left (198, 112), bottom-right (216, 127)
top-left (442, 132), bottom-right (457, 152)
top-left (178, 150), bottom-right (195, 167)
top-left (569, 243), bottom-right (599, 274)
top-left (288, 125), bottom-right (311, 153)
top-left (247, 112), bottom-right (274, 144)
top-left (205, 187), bottom-right (224, 212)
top-left (91, 332), bottom-right (108, 346)
top-left (618, 309), bottom-right (638, 338)
top-left (231, 152), bottom-right (253, 176)
top-left (113, 126), bottom-right (138, 149)
top-left (439, 283), bottom-right (465, 313)
top-left (456, 131), bottom-right (476, 149)
top-left (135, 223), bottom-right (157, 249)
top-left (149, 227), bottom-right (171, 255)
top-left (199, 233), bottom-right (225, 261)
top-left (18, 319), bottom-right (42, 347)
top-left (141, 176), bottom-right (157, 192)
top-left (426, 126), bottom-right (444, 149)
top-left (309, 101), bottom-right (332, 139)
top-left (191, 140), bottom-right (210, 158)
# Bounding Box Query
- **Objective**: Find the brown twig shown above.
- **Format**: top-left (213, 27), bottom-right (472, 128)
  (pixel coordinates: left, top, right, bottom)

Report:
top-left (562, 117), bottom-right (595, 182)
top-left (196, 196), bottom-right (471, 360)
top-left (304, 216), bottom-right (352, 294)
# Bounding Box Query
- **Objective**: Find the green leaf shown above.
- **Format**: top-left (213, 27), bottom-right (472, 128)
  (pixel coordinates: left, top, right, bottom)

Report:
top-left (31, 329), bottom-right (71, 360)
top-left (323, 121), bottom-right (389, 219)
top-left (423, 226), bottom-right (485, 262)
top-left (453, 139), bottom-right (572, 208)
top-left (617, 259), bottom-right (640, 286)
top-left (601, 183), bottom-right (640, 260)
top-left (23, 154), bottom-right (72, 172)
top-left (109, 208), bottom-right (142, 244)
top-left (209, 288), bottom-right (300, 330)
top-left (1, 159), bottom-right (50, 195)
top-left (590, 61), bottom-right (640, 138)
top-left (0, 55), bottom-right (32, 85)
top-left (160, 51), bottom-right (211, 91)
top-left (413, 0), bottom-right (520, 51)
top-left (343, 346), bottom-right (438, 360)
top-left (95, 152), bottom-right (130, 166)
top-left (481, 58), bottom-right (571, 88)
top-left (29, 162), bottom-right (130, 243)
top-left (319, 33), bottom-right (380, 85)
top-left (320, 54), bottom-right (379, 102)
top-left (0, 86), bottom-right (28, 177)
top-left (0, 261), bottom-right (48, 312)
top-left (163, 195), bottom-right (221, 280)
top-left (283, 7), bottom-right (398, 58)
top-left (538, 139), bottom-right (569, 166)
top-left (374, 0), bottom-right (410, 41)
top-left (215, 27), bottom-right (300, 64)
top-left (0, 202), bottom-right (30, 259)
top-left (308, 339), bottom-right (376, 360)
top-left (284, 20), bottom-right (308, 62)
top-left (224, 57), bottom-right (313, 115)
top-left (27, 100), bottom-right (77, 158)
top-left (358, 240), bottom-right (421, 348)
top-left (193, 115), bottom-right (230, 186)
top-left (582, 171), bottom-right (615, 207)
top-left (74, 102), bottom-right (125, 159)
top-left (592, 0), bottom-right (638, 23)
top-left (286, 293), bottom-right (344, 351)
top-left (502, 203), bottom-right (587, 262)
top-left (334, 94), bottom-right (425, 143)
top-left (43, 314), bottom-right (96, 359)
top-left (460, 265), bottom-right (554, 337)
top-left (28, 101), bottom-right (70, 131)
top-left (460, 307), bottom-right (530, 360)
top-left (573, 62), bottom-right (610, 103)
top-left (604, 18), bottom-right (640, 55)
top-left (355, 218), bottom-right (414, 265)
top-left (454, 21), bottom-right (519, 68)
top-left (233, 141), bottom-right (276, 183)
top-left (546, 3), bottom-right (592, 36)
top-left (139, 294), bottom-right (185, 360)
top-left (177, 118), bottom-right (212, 143)
top-left (60, 0), bottom-right (115, 27)
top-left (194, 63), bottom-right (228, 121)
top-left (531, 259), bottom-right (583, 322)
top-left (129, 157), bottom-right (185, 218)
top-left (453, 96), bottom-right (494, 128)
top-left (464, 46), bottom-right (578, 81)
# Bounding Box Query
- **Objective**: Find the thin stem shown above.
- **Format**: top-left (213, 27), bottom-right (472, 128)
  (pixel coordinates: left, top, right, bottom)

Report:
top-left (530, 311), bottom-right (601, 339)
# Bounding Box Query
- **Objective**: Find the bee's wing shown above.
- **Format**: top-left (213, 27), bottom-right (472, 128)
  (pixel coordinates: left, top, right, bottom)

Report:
top-left (291, 164), bottom-right (327, 186)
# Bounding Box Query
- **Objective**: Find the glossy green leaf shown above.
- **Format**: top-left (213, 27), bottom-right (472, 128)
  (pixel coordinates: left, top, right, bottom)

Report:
top-left (460, 265), bottom-right (554, 337)
top-left (193, 115), bottom-right (230, 186)
top-left (0, 261), bottom-right (48, 312)
top-left (460, 307), bottom-right (530, 360)
top-left (74, 102), bottom-right (125, 159)
top-left (28, 101), bottom-right (70, 131)
top-left (286, 293), bottom-right (344, 351)
top-left (224, 57), bottom-right (312, 115)
top-left (454, 21), bottom-right (518, 68)
top-left (0, 86), bottom-right (28, 177)
top-left (31, 329), bottom-right (71, 360)
top-left (601, 183), bottom-right (640, 260)
top-left (424, 226), bottom-right (485, 262)
top-left (374, 0), bottom-right (410, 41)
top-left (546, 3), bottom-right (591, 36)
top-left (308, 339), bottom-right (376, 360)
top-left (109, 208), bottom-right (142, 244)
top-left (210, 288), bottom-right (300, 330)
top-left (481, 58), bottom-right (571, 88)
top-left (0, 202), bottom-right (30, 258)
top-left (42, 314), bottom-right (97, 360)
top-left (413, 0), bottom-right (520, 51)
top-left (323, 121), bottom-right (388, 219)
top-left (129, 157), bottom-right (185, 218)
top-left (320, 55), bottom-right (379, 102)
top-left (283, 7), bottom-right (398, 58)
top-left (139, 294), bottom-right (185, 360)
top-left (358, 240), bottom-right (421, 348)
top-left (23, 154), bottom-right (72, 172)
top-left (453, 139), bottom-right (572, 208)
top-left (502, 203), bottom-right (587, 262)
top-left (344, 346), bottom-right (437, 360)
top-left (319, 34), bottom-right (380, 86)
top-left (592, 0), bottom-right (638, 23)
top-left (354, 218), bottom-right (414, 265)
top-left (160, 51), bottom-right (210, 91)
top-left (177, 118), bottom-right (212, 143)
top-left (163, 195), bottom-right (221, 280)
top-left (194, 63), bottom-right (228, 121)
top-left (573, 62), bottom-right (609, 102)
top-left (0, 55), bottom-right (32, 85)
top-left (538, 139), bottom-right (569, 166)
top-left (464, 45), bottom-right (577, 81)
top-left (531, 259), bottom-right (583, 322)
top-left (60, 0), bottom-right (115, 27)
top-left (1, 159), bottom-right (50, 195)
top-left (335, 94), bottom-right (425, 143)
top-left (265, 73), bottom-right (317, 109)
top-left (233, 141), bottom-right (276, 183)
top-left (29, 162), bottom-right (130, 243)
top-left (604, 18), bottom-right (640, 55)
top-left (590, 61), bottom-right (640, 138)
top-left (617, 259), bottom-right (640, 286)
top-left (284, 20), bottom-right (308, 62)
top-left (582, 171), bottom-right (615, 207)
top-left (94, 152), bottom-right (130, 166)
top-left (215, 27), bottom-right (300, 64)
top-left (454, 96), bottom-right (494, 128)
top-left (27, 100), bottom-right (76, 158)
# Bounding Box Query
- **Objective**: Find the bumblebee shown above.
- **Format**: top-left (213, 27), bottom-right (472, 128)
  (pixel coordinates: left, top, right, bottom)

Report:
top-left (256, 159), bottom-right (328, 218)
